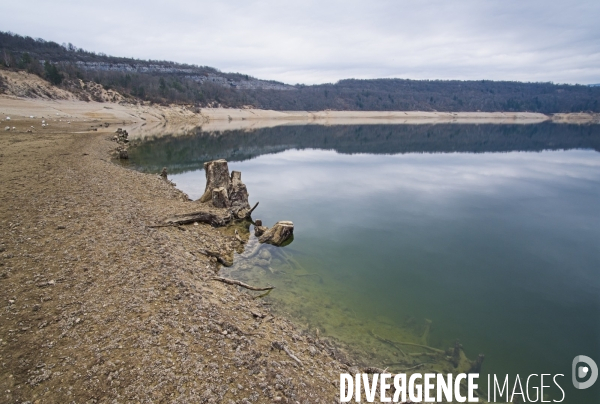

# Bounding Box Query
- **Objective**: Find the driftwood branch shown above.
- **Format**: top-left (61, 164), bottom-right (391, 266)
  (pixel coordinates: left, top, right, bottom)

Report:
top-left (370, 330), bottom-right (407, 357)
top-left (272, 341), bottom-right (303, 367)
top-left (211, 276), bottom-right (274, 291)
top-left (395, 341), bottom-right (444, 353)
top-left (253, 289), bottom-right (273, 299)
top-left (370, 331), bottom-right (444, 354)
top-left (246, 201), bottom-right (259, 218)
top-left (163, 211), bottom-right (231, 227)
top-left (283, 346), bottom-right (303, 367)
top-left (408, 352), bottom-right (438, 357)
top-left (197, 249), bottom-right (233, 266)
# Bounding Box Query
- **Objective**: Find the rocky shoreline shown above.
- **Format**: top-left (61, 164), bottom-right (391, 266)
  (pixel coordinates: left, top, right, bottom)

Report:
top-left (0, 116), bottom-right (352, 403)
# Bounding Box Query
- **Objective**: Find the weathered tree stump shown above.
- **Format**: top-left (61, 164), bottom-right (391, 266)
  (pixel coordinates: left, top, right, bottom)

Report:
top-left (199, 159), bottom-right (231, 203)
top-left (451, 340), bottom-right (462, 368)
top-left (258, 221), bottom-right (294, 246)
top-left (468, 354), bottom-right (485, 374)
top-left (212, 187), bottom-right (230, 208)
top-left (229, 171), bottom-right (249, 208)
top-left (198, 160), bottom-right (251, 212)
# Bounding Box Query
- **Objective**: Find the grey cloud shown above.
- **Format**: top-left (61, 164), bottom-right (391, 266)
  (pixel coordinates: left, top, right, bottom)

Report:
top-left (3, 0), bottom-right (599, 84)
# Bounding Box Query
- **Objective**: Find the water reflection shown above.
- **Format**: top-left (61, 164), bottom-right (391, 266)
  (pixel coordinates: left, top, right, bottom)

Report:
top-left (126, 123), bottom-right (600, 174)
top-left (129, 124), bottom-right (600, 401)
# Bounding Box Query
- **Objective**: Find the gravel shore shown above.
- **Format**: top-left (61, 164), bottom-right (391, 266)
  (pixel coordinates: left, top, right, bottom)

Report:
top-left (0, 116), bottom-right (346, 403)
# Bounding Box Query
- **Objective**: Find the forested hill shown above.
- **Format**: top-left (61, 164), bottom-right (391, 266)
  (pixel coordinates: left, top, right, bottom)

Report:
top-left (2, 31), bottom-right (599, 113)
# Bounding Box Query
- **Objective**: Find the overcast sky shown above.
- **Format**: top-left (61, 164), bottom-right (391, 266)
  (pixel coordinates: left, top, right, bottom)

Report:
top-left (3, 0), bottom-right (600, 85)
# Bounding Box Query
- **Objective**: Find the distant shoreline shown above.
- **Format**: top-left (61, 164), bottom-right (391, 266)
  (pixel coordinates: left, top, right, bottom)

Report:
top-left (1, 96), bottom-right (599, 137)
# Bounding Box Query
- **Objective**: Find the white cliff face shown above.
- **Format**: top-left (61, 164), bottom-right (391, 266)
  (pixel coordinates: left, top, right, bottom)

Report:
top-left (73, 61), bottom-right (295, 91)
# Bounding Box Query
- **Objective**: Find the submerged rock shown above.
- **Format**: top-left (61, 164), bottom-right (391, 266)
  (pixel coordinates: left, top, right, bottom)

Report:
top-left (258, 221), bottom-right (294, 246)
top-left (258, 249), bottom-right (271, 260)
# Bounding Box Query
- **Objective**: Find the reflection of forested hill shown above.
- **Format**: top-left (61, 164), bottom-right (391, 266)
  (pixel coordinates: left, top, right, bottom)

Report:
top-left (127, 123), bottom-right (600, 174)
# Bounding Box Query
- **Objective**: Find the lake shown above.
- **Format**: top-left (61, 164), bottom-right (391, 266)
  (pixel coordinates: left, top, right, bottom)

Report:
top-left (127, 123), bottom-right (600, 402)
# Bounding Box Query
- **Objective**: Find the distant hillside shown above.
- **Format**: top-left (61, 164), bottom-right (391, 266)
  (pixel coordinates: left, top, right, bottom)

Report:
top-left (2, 31), bottom-right (600, 112)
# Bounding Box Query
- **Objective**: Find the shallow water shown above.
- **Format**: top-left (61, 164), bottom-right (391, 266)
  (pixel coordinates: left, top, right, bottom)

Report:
top-left (128, 124), bottom-right (600, 402)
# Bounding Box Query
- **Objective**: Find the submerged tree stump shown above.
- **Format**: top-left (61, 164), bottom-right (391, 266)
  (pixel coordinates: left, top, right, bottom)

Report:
top-left (253, 219), bottom-right (267, 236)
top-left (259, 221), bottom-right (294, 246)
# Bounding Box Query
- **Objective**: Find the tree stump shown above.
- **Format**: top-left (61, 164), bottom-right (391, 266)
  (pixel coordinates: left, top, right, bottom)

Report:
top-left (212, 187), bottom-right (230, 208)
top-left (229, 171), bottom-right (250, 208)
top-left (198, 160), bottom-right (252, 211)
top-left (199, 160), bottom-right (231, 203)
top-left (468, 354), bottom-right (485, 374)
top-left (258, 221), bottom-right (294, 246)
top-left (451, 340), bottom-right (462, 368)
top-left (254, 225), bottom-right (267, 237)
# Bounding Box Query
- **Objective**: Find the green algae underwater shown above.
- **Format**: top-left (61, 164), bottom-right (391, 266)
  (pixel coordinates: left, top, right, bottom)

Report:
top-left (127, 123), bottom-right (600, 402)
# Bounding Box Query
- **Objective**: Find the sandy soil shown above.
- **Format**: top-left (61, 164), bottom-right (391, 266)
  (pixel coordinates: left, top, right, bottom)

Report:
top-left (0, 114), bottom-right (353, 403)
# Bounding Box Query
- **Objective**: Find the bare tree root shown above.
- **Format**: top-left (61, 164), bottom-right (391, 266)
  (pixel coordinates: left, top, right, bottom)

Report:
top-left (370, 330), bottom-right (407, 357)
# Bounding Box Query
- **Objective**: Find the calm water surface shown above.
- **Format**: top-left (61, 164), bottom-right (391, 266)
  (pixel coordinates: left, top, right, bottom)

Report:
top-left (128, 124), bottom-right (600, 402)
